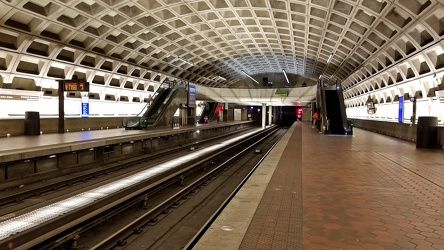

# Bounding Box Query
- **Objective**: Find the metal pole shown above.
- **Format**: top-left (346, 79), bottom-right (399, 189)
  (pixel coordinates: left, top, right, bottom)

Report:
top-left (58, 81), bottom-right (65, 133)
top-left (262, 103), bottom-right (266, 129)
top-left (268, 105), bottom-right (272, 125)
top-left (412, 97), bottom-right (417, 125)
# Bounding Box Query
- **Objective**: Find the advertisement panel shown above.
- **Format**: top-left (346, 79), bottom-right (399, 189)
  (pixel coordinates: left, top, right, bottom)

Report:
top-left (188, 84), bottom-right (196, 107)
top-left (81, 94), bottom-right (89, 118)
top-left (398, 96), bottom-right (404, 123)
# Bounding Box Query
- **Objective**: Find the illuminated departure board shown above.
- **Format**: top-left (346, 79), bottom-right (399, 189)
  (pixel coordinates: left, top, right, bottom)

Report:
top-left (62, 81), bottom-right (89, 92)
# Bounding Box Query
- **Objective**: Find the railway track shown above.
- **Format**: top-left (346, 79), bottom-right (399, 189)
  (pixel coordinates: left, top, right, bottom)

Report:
top-left (85, 127), bottom-right (285, 250)
top-left (0, 127), bottom-right (253, 206)
top-left (0, 126), bottom-right (282, 249)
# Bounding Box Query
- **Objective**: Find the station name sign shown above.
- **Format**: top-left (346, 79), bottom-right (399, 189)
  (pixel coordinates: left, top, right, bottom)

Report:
top-left (0, 88), bottom-right (40, 101)
top-left (188, 84), bottom-right (196, 106)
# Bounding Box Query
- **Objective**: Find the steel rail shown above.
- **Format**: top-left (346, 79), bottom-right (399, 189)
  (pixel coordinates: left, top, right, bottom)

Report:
top-left (182, 128), bottom-right (286, 249)
top-left (0, 127), bottom-right (253, 206)
top-left (0, 126), bottom-right (276, 249)
top-left (89, 126), bottom-right (280, 249)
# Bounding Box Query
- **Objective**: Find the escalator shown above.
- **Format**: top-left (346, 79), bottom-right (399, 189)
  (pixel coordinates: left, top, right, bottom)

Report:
top-left (123, 81), bottom-right (188, 129)
top-left (318, 79), bottom-right (353, 135)
top-left (147, 85), bottom-right (188, 127)
top-left (325, 90), bottom-right (344, 134)
top-left (144, 88), bottom-right (172, 118)
top-left (197, 102), bottom-right (219, 124)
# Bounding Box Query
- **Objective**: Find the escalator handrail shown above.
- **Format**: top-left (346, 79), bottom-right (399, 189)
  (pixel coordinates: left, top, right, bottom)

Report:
top-left (122, 80), bottom-right (175, 128)
top-left (336, 80), bottom-right (352, 132)
top-left (318, 78), bottom-right (329, 133)
top-left (135, 80), bottom-right (171, 118)
top-left (144, 84), bottom-right (187, 125)
top-left (144, 88), bottom-right (170, 118)
top-left (198, 102), bottom-right (218, 123)
top-left (198, 102), bottom-right (210, 118)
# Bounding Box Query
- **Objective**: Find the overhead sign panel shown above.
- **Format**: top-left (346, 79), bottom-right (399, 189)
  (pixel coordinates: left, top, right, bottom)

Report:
top-left (274, 91), bottom-right (288, 97)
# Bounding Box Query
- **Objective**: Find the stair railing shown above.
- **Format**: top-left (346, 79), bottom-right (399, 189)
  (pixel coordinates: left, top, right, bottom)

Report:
top-left (336, 80), bottom-right (352, 133)
top-left (122, 80), bottom-right (171, 128)
top-left (318, 78), bottom-right (329, 133)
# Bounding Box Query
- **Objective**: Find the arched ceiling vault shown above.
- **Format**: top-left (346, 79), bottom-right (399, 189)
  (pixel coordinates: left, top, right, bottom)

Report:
top-left (0, 0), bottom-right (443, 99)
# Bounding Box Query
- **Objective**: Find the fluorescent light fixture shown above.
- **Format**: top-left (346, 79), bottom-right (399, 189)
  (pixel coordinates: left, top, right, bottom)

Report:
top-left (282, 69), bottom-right (289, 84)
top-left (219, 76), bottom-right (226, 81)
top-left (362, 10), bottom-right (373, 16)
top-left (327, 53), bottom-right (333, 64)
top-left (178, 57), bottom-right (194, 66)
top-left (319, 75), bottom-right (322, 80)
top-left (241, 70), bottom-right (259, 84)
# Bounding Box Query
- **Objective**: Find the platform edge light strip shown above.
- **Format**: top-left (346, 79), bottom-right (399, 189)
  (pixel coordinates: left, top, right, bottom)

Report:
top-left (0, 129), bottom-right (263, 241)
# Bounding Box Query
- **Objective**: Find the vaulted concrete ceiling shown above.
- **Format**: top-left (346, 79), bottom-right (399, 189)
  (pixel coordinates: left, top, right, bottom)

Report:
top-left (0, 0), bottom-right (443, 99)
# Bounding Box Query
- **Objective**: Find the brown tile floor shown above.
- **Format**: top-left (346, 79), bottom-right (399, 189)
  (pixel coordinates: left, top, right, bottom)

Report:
top-left (240, 124), bottom-right (303, 250)
top-left (302, 123), bottom-right (444, 249)
top-left (241, 122), bottom-right (444, 250)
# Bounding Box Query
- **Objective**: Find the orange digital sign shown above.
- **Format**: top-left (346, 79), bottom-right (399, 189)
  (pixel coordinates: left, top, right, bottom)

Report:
top-left (63, 81), bottom-right (89, 92)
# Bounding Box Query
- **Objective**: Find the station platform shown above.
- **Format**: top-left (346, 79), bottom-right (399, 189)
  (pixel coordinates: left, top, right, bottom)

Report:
top-left (0, 121), bottom-right (252, 163)
top-left (194, 122), bottom-right (444, 249)
top-left (0, 121), bottom-right (253, 186)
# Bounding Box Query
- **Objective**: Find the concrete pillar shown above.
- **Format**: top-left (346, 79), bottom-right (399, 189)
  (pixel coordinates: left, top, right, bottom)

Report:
top-left (268, 105), bottom-right (272, 126)
top-left (180, 107), bottom-right (187, 126)
top-left (234, 109), bottom-right (242, 121)
top-left (262, 103), bottom-right (266, 129)
top-left (187, 107), bottom-right (196, 125)
top-left (223, 110), bottom-right (228, 121)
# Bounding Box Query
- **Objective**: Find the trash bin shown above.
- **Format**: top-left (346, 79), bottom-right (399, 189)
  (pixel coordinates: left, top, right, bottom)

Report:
top-left (24, 111), bottom-right (40, 135)
top-left (416, 116), bottom-right (438, 148)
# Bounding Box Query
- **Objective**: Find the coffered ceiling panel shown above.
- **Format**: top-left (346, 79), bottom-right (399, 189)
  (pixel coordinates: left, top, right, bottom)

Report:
top-left (0, 0), bottom-right (442, 94)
